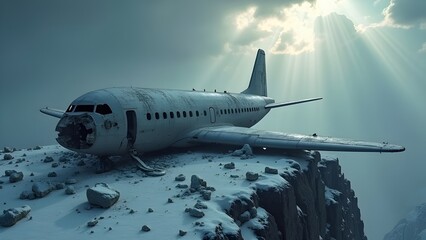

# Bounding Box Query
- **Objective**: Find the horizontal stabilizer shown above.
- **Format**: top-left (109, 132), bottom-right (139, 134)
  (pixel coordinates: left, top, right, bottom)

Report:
top-left (40, 107), bottom-right (65, 118)
top-left (265, 97), bottom-right (323, 109)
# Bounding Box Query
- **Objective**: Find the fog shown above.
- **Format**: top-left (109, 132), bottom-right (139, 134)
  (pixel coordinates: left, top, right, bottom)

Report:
top-left (1, 1), bottom-right (425, 239)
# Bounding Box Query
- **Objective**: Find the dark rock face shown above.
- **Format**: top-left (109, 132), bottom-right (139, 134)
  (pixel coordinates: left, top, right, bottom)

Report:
top-left (223, 151), bottom-right (367, 240)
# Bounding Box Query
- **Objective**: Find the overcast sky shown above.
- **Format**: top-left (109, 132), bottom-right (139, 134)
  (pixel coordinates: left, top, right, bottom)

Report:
top-left (1, 0), bottom-right (425, 239)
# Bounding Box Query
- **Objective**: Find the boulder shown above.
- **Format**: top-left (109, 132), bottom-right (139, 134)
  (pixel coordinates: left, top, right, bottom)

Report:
top-left (87, 219), bottom-right (98, 227)
top-left (3, 147), bottom-right (14, 153)
top-left (32, 182), bottom-right (54, 198)
top-left (5, 170), bottom-right (17, 177)
top-left (65, 186), bottom-right (76, 195)
top-left (86, 183), bottom-right (120, 208)
top-left (224, 162), bottom-right (235, 169)
top-left (188, 208), bottom-right (205, 218)
top-left (265, 166), bottom-right (278, 174)
top-left (190, 175), bottom-right (207, 190)
top-left (175, 174), bottom-right (186, 181)
top-left (9, 172), bottom-right (23, 183)
top-left (3, 154), bottom-right (13, 160)
top-left (231, 144), bottom-right (253, 157)
top-left (141, 225), bottom-right (151, 232)
top-left (47, 172), bottom-right (57, 177)
top-left (246, 171), bottom-right (259, 181)
top-left (43, 156), bottom-right (54, 163)
top-left (0, 205), bottom-right (31, 227)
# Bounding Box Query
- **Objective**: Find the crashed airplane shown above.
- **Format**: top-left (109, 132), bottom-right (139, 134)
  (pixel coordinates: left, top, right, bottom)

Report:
top-left (41, 49), bottom-right (405, 175)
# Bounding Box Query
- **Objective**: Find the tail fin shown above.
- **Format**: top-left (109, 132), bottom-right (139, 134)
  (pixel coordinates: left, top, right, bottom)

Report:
top-left (242, 49), bottom-right (267, 96)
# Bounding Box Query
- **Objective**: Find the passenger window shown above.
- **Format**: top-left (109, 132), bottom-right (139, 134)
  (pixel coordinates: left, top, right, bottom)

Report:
top-left (203, 110), bottom-right (207, 116)
top-left (183, 111), bottom-right (187, 118)
top-left (147, 113), bottom-right (152, 120)
top-left (189, 111), bottom-right (193, 117)
top-left (155, 112), bottom-right (160, 119)
top-left (66, 105), bottom-right (75, 112)
top-left (196, 111), bottom-right (199, 117)
top-left (231, 109), bottom-right (234, 114)
top-left (220, 110), bottom-right (223, 115)
top-left (163, 112), bottom-right (167, 119)
top-left (177, 111), bottom-right (181, 118)
top-left (170, 112), bottom-right (174, 118)
top-left (75, 105), bottom-right (95, 112)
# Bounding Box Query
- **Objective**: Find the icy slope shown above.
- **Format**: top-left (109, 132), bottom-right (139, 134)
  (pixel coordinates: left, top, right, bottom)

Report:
top-left (0, 145), bottom-right (366, 240)
top-left (384, 203), bottom-right (426, 240)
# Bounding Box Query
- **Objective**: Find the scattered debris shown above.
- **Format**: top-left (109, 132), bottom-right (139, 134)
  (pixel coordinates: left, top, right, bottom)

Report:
top-left (51, 163), bottom-right (59, 168)
top-left (0, 205), bottom-right (31, 227)
top-left (265, 166), bottom-right (278, 174)
top-left (246, 171), bottom-right (259, 181)
top-left (86, 183), bottom-right (120, 208)
top-left (176, 184), bottom-right (188, 189)
top-left (5, 170), bottom-right (17, 177)
top-left (77, 160), bottom-right (86, 166)
top-left (55, 183), bottom-right (65, 190)
top-left (194, 201), bottom-right (208, 210)
top-left (201, 190), bottom-right (212, 201)
top-left (47, 172), bottom-right (57, 177)
top-left (167, 198), bottom-right (174, 203)
top-left (190, 175), bottom-right (207, 191)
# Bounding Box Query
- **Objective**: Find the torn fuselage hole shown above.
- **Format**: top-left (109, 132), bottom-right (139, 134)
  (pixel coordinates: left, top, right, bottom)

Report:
top-left (56, 115), bottom-right (96, 150)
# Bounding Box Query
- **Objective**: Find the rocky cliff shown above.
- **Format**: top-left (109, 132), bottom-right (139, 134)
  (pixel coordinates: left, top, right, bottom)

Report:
top-left (218, 151), bottom-right (367, 240)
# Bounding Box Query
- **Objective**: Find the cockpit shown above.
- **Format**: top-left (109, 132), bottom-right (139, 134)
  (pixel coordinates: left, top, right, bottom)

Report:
top-left (66, 104), bottom-right (112, 115)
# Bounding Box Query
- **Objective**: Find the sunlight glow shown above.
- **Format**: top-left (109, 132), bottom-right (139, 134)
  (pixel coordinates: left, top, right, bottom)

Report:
top-left (235, 7), bottom-right (256, 30)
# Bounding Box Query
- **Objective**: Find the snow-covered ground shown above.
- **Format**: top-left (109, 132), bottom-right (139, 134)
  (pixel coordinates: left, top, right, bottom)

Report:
top-left (0, 145), bottom-right (309, 239)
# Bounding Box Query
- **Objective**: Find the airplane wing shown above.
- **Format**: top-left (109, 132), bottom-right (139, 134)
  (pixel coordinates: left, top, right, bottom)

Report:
top-left (40, 107), bottom-right (65, 118)
top-left (188, 126), bottom-right (405, 152)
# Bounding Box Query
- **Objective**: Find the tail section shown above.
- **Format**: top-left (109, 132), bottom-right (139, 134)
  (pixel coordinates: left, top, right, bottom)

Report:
top-left (242, 49), bottom-right (267, 96)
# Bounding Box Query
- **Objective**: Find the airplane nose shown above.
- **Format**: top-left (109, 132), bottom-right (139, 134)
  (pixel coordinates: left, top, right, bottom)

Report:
top-left (55, 114), bottom-right (96, 150)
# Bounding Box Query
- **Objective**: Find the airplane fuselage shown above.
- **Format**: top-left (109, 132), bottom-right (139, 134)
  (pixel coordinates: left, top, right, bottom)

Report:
top-left (57, 87), bottom-right (274, 155)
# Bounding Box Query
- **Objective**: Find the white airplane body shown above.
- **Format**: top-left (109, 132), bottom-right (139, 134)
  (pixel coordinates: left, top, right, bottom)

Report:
top-left (41, 49), bottom-right (404, 163)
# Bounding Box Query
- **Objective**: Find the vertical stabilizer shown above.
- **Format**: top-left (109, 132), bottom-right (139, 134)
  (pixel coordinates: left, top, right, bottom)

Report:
top-left (242, 49), bottom-right (267, 96)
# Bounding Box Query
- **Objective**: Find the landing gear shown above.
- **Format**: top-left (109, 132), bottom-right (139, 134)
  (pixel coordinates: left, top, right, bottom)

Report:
top-left (96, 156), bottom-right (114, 174)
top-left (129, 150), bottom-right (166, 177)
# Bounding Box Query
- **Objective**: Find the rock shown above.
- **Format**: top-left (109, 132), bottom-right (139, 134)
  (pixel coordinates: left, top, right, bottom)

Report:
top-left (55, 183), bottom-right (65, 190)
top-left (147, 208), bottom-right (154, 213)
top-left (249, 207), bottom-right (257, 218)
top-left (239, 211), bottom-right (251, 224)
top-left (9, 172), bottom-right (23, 183)
top-left (3, 147), bottom-right (14, 153)
top-left (65, 178), bottom-right (77, 185)
top-left (3, 154), bottom-right (13, 160)
top-left (86, 183), bottom-right (120, 208)
top-left (51, 162), bottom-right (59, 168)
top-left (231, 144), bottom-right (253, 157)
top-left (43, 156), bottom-right (54, 163)
top-left (201, 190), bottom-right (212, 201)
top-left (20, 190), bottom-right (32, 200)
top-left (194, 201), bottom-right (208, 209)
top-left (0, 205), bottom-right (31, 227)
top-left (265, 166), bottom-right (278, 174)
top-left (33, 146), bottom-right (42, 150)
top-left (179, 230), bottom-right (187, 236)
top-left (188, 208), bottom-right (205, 218)
top-left (5, 170), bottom-right (17, 177)
top-left (65, 186), bottom-right (76, 195)
top-left (175, 174), bottom-right (186, 181)
top-left (246, 171), bottom-right (259, 181)
top-left (77, 160), bottom-right (85, 166)
top-left (224, 162), bottom-right (235, 169)
top-left (190, 175), bottom-right (207, 190)
top-left (141, 225), bottom-right (151, 232)
top-left (167, 198), bottom-right (173, 203)
top-left (87, 219), bottom-right (98, 227)
top-left (32, 182), bottom-right (54, 198)
top-left (176, 184), bottom-right (188, 189)
top-left (47, 172), bottom-right (57, 177)
top-left (58, 156), bottom-right (68, 163)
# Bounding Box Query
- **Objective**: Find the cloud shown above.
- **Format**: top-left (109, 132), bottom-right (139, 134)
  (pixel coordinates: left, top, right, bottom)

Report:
top-left (382, 0), bottom-right (426, 28)
top-left (419, 42), bottom-right (426, 53)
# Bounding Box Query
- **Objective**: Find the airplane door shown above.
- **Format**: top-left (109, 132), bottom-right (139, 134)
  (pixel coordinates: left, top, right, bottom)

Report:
top-left (126, 110), bottom-right (137, 148)
top-left (209, 107), bottom-right (216, 123)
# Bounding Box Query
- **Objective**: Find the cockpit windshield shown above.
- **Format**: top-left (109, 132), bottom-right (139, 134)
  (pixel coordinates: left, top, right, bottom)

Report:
top-left (66, 104), bottom-right (112, 115)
